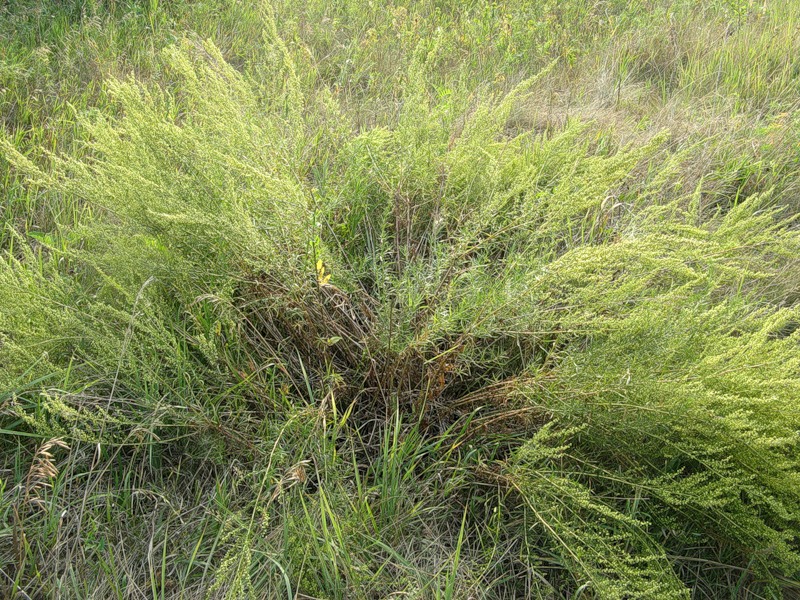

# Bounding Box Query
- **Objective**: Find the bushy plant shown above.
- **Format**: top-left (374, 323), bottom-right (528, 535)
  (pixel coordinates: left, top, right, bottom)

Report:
top-left (2, 1), bottom-right (800, 598)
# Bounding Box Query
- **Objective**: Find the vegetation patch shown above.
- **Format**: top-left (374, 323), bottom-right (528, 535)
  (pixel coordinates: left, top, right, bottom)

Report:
top-left (1, 1), bottom-right (800, 598)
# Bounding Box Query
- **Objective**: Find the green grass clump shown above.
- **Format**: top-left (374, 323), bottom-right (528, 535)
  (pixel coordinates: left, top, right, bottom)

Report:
top-left (2, 1), bottom-right (800, 598)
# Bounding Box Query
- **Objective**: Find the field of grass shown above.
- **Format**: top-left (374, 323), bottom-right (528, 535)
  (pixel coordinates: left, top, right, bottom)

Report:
top-left (2, 0), bottom-right (800, 598)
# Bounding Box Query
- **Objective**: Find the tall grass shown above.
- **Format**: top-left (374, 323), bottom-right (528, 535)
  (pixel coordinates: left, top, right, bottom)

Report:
top-left (2, 1), bottom-right (800, 598)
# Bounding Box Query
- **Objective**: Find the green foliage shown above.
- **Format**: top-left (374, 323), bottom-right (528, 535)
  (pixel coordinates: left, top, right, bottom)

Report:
top-left (2, 1), bottom-right (800, 598)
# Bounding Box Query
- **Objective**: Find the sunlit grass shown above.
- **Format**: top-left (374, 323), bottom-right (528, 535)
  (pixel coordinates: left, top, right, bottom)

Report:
top-left (2, 1), bottom-right (800, 598)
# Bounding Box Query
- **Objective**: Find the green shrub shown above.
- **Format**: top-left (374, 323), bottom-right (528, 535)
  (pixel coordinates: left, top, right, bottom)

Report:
top-left (2, 2), bottom-right (800, 598)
